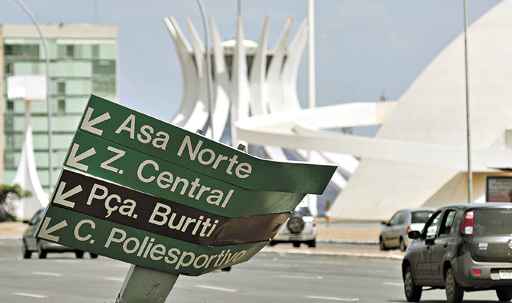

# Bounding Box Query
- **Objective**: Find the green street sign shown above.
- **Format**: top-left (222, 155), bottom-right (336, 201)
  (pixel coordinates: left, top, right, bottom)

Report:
top-left (77, 95), bottom-right (336, 194)
top-left (52, 169), bottom-right (289, 245)
top-left (63, 131), bottom-right (305, 217)
top-left (37, 95), bottom-right (337, 276)
top-left (39, 206), bottom-right (266, 276)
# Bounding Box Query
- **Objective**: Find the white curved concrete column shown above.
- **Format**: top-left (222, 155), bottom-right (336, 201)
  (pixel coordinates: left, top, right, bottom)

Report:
top-left (164, 17), bottom-right (197, 127)
top-left (249, 17), bottom-right (270, 116)
top-left (267, 18), bottom-right (292, 114)
top-left (210, 18), bottom-right (230, 141)
top-left (183, 19), bottom-right (209, 132)
top-left (230, 17), bottom-right (251, 145)
top-left (13, 126), bottom-right (49, 220)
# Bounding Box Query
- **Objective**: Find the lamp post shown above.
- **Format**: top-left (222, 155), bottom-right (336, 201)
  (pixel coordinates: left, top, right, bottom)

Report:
top-left (11, 0), bottom-right (53, 193)
top-left (462, 0), bottom-right (472, 203)
top-left (196, 0), bottom-right (214, 139)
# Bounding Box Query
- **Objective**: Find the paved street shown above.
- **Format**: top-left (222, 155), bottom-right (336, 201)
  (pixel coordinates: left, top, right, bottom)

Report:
top-left (0, 239), bottom-right (503, 302)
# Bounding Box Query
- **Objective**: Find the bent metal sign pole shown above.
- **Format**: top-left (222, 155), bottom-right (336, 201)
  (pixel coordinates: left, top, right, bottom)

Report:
top-left (36, 95), bottom-right (336, 302)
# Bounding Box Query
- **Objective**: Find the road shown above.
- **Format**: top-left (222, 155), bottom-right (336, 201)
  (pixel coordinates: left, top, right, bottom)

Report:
top-left (0, 239), bottom-right (502, 302)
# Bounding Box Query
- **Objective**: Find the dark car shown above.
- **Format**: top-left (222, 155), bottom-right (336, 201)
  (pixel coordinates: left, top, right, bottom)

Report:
top-left (402, 203), bottom-right (512, 303)
top-left (22, 208), bottom-right (98, 259)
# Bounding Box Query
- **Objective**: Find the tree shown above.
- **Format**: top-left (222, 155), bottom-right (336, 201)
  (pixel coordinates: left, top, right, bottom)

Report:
top-left (0, 184), bottom-right (31, 222)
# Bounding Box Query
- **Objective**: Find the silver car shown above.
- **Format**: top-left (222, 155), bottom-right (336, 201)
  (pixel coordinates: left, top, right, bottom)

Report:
top-left (22, 208), bottom-right (98, 259)
top-left (379, 208), bottom-right (433, 251)
top-left (271, 206), bottom-right (317, 248)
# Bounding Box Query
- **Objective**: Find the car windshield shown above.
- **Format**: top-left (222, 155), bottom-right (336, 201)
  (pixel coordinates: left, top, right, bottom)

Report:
top-left (295, 207), bottom-right (312, 217)
top-left (411, 211), bottom-right (433, 224)
top-left (475, 208), bottom-right (512, 236)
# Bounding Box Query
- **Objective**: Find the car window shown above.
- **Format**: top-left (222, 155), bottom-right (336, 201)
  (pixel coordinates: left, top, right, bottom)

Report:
top-left (30, 209), bottom-right (44, 225)
top-left (389, 211), bottom-right (401, 225)
top-left (439, 210), bottom-right (457, 236)
top-left (411, 211), bottom-right (433, 224)
top-left (474, 208), bottom-right (512, 236)
top-left (425, 211), bottom-right (442, 239)
top-left (295, 207), bottom-right (312, 217)
top-left (396, 212), bottom-right (407, 225)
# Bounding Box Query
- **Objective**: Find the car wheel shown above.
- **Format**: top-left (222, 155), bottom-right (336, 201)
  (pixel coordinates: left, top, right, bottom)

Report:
top-left (293, 242), bottom-right (300, 248)
top-left (90, 253), bottom-right (98, 259)
top-left (307, 240), bottom-right (316, 248)
top-left (496, 287), bottom-right (512, 302)
top-left (379, 237), bottom-right (387, 251)
top-left (22, 241), bottom-right (32, 259)
top-left (403, 265), bottom-right (422, 302)
top-left (445, 268), bottom-right (464, 303)
top-left (399, 237), bottom-right (407, 252)
top-left (75, 251), bottom-right (84, 259)
top-left (38, 250), bottom-right (47, 259)
top-left (221, 266), bottom-right (232, 272)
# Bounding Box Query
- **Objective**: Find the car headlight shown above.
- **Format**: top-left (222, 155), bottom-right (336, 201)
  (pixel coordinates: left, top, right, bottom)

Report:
top-left (287, 216), bottom-right (305, 234)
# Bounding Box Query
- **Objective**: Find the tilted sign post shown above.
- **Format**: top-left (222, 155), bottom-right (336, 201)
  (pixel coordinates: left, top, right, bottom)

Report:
top-left (37, 95), bottom-right (336, 302)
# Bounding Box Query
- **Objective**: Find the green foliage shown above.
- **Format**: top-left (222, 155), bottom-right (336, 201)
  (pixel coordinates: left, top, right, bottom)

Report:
top-left (0, 184), bottom-right (31, 205)
top-left (0, 184), bottom-right (32, 222)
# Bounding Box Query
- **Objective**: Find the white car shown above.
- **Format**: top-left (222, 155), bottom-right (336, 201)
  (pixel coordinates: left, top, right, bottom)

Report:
top-left (379, 208), bottom-right (433, 251)
top-left (270, 206), bottom-right (317, 248)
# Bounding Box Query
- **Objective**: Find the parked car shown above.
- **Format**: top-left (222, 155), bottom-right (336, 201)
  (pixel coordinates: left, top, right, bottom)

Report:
top-left (380, 209), bottom-right (434, 251)
top-left (270, 206), bottom-right (317, 248)
top-left (22, 208), bottom-right (98, 259)
top-left (402, 203), bottom-right (512, 303)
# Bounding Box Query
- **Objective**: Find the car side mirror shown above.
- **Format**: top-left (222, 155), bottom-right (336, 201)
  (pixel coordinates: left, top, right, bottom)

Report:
top-left (408, 230), bottom-right (421, 239)
top-left (381, 220), bottom-right (390, 226)
top-left (22, 219), bottom-right (31, 225)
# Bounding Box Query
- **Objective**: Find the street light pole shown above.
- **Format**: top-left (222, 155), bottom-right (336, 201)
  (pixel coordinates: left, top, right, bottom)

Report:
top-left (463, 0), bottom-right (473, 203)
top-left (12, 0), bottom-right (53, 193)
top-left (308, 0), bottom-right (316, 111)
top-left (196, 0), bottom-right (214, 139)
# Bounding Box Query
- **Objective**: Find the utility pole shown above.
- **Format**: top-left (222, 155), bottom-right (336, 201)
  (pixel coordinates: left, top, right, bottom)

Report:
top-left (12, 0), bottom-right (53, 193)
top-left (463, 0), bottom-right (473, 203)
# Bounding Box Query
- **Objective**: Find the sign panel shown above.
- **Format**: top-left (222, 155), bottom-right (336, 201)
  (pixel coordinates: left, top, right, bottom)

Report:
top-left (76, 95), bottom-right (336, 194)
top-left (40, 206), bottom-right (266, 276)
top-left (487, 176), bottom-right (512, 202)
top-left (38, 95), bottom-right (337, 276)
top-left (53, 169), bottom-right (289, 245)
top-left (63, 131), bottom-right (305, 217)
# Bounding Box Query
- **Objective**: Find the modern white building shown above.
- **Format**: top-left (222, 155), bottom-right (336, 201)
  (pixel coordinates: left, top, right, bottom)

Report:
top-left (235, 0), bottom-right (512, 220)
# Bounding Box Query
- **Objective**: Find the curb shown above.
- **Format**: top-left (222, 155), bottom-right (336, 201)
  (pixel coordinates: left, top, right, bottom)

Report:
top-left (318, 239), bottom-right (378, 245)
top-left (261, 248), bottom-right (403, 260)
top-left (0, 236), bottom-right (21, 240)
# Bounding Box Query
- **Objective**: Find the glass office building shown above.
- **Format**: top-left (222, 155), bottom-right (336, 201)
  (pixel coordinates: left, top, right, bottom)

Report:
top-left (0, 24), bottom-right (118, 191)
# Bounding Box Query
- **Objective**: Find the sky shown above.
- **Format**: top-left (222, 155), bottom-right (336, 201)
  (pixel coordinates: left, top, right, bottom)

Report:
top-left (0, 0), bottom-right (499, 121)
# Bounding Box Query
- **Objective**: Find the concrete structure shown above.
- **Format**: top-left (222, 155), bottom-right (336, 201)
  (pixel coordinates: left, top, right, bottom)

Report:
top-left (1, 24), bottom-right (117, 191)
top-left (164, 17), bottom-right (358, 215)
top-left (236, 0), bottom-right (512, 220)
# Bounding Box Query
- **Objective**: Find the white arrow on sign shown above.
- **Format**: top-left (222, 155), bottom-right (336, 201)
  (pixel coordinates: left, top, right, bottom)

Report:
top-left (80, 107), bottom-right (111, 136)
top-left (66, 143), bottom-right (96, 172)
top-left (38, 217), bottom-right (68, 242)
top-left (53, 182), bottom-right (82, 208)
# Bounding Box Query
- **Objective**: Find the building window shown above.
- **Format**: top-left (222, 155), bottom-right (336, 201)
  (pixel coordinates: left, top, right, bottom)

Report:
top-left (5, 63), bottom-right (13, 75)
top-left (57, 82), bottom-right (66, 95)
top-left (4, 44), bottom-right (39, 58)
top-left (57, 99), bottom-right (66, 114)
top-left (66, 45), bottom-right (75, 58)
top-left (92, 45), bottom-right (100, 58)
top-left (6, 101), bottom-right (14, 112)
